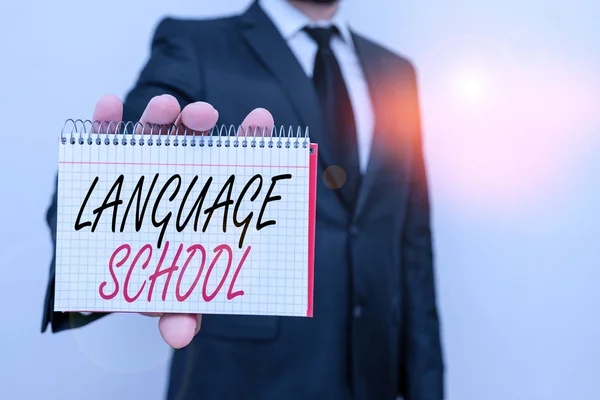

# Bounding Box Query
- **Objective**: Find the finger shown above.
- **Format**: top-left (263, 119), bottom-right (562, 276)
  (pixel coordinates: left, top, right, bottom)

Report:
top-left (136, 94), bottom-right (182, 135)
top-left (158, 314), bottom-right (202, 349)
top-left (92, 94), bottom-right (123, 133)
top-left (237, 107), bottom-right (275, 136)
top-left (174, 101), bottom-right (219, 136)
top-left (140, 312), bottom-right (163, 317)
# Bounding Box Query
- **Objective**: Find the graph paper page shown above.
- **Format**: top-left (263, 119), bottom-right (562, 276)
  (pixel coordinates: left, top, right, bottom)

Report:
top-left (54, 136), bottom-right (316, 317)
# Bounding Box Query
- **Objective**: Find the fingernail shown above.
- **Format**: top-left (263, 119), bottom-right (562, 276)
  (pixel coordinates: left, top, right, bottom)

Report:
top-left (195, 314), bottom-right (202, 335)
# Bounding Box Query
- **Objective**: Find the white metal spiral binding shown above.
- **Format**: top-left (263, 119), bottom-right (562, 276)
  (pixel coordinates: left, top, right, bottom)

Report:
top-left (60, 119), bottom-right (312, 152)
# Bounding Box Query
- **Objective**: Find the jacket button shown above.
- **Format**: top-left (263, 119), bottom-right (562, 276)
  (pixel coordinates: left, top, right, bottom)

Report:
top-left (352, 305), bottom-right (363, 319)
top-left (349, 224), bottom-right (359, 237)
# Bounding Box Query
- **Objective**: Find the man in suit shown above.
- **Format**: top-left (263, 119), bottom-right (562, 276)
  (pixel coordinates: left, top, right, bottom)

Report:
top-left (41, 0), bottom-right (444, 399)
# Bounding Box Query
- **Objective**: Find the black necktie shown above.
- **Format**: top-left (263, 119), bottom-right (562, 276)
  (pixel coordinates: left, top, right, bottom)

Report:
top-left (304, 26), bottom-right (360, 209)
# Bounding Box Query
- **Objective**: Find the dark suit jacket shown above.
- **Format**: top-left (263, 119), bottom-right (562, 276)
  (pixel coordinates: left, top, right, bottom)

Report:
top-left (41, 2), bottom-right (444, 399)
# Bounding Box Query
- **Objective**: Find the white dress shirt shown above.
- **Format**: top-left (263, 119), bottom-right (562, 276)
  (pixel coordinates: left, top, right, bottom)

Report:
top-left (259, 0), bottom-right (375, 173)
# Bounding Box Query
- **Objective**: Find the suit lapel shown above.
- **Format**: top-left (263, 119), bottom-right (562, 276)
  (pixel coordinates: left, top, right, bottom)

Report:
top-left (351, 32), bottom-right (389, 217)
top-left (237, 2), bottom-right (337, 171)
top-left (237, 2), bottom-right (351, 223)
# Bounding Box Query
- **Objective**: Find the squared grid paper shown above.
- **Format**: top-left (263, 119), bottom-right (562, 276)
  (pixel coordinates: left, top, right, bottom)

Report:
top-left (55, 135), bottom-right (314, 317)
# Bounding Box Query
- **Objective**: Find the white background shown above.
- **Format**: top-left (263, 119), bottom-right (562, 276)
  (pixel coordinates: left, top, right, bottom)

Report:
top-left (0, 0), bottom-right (598, 399)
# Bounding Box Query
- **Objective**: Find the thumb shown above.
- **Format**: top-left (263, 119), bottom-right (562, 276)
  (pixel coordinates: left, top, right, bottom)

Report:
top-left (158, 314), bottom-right (202, 349)
top-left (237, 107), bottom-right (275, 136)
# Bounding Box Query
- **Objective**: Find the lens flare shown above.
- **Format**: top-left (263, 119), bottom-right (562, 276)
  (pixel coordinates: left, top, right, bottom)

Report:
top-left (413, 33), bottom-right (600, 218)
top-left (451, 69), bottom-right (489, 107)
top-left (70, 313), bottom-right (172, 374)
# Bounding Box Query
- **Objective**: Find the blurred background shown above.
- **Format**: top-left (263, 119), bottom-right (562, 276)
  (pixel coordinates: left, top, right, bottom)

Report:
top-left (0, 0), bottom-right (598, 399)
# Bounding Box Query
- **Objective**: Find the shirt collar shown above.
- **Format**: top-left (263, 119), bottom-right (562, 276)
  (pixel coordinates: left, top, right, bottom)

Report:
top-left (258, 0), bottom-right (353, 46)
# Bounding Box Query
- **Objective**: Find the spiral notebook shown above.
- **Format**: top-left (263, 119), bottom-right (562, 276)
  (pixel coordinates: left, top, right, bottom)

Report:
top-left (54, 120), bottom-right (317, 317)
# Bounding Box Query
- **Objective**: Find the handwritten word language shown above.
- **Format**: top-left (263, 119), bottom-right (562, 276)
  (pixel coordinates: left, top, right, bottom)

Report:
top-left (75, 173), bottom-right (292, 249)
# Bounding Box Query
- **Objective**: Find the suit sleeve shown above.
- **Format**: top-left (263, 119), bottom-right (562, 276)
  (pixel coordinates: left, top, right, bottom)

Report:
top-left (398, 63), bottom-right (445, 399)
top-left (41, 17), bottom-right (202, 333)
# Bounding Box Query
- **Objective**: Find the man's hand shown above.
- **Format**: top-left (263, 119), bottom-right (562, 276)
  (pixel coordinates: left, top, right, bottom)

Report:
top-left (92, 93), bottom-right (275, 349)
